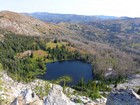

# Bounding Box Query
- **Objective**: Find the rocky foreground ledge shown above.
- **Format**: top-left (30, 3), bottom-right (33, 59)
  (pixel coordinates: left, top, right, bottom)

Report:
top-left (107, 89), bottom-right (140, 105)
top-left (1, 71), bottom-right (140, 105)
top-left (0, 72), bottom-right (106, 105)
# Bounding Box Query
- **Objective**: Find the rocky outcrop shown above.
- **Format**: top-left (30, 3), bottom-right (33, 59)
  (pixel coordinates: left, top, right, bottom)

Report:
top-left (10, 88), bottom-right (43, 105)
top-left (117, 74), bottom-right (140, 90)
top-left (1, 71), bottom-right (106, 105)
top-left (70, 95), bottom-right (106, 105)
top-left (0, 72), bottom-right (45, 104)
top-left (20, 88), bottom-right (40, 104)
top-left (106, 89), bottom-right (140, 105)
top-left (10, 98), bottom-right (19, 105)
top-left (44, 85), bottom-right (75, 105)
top-left (10, 85), bottom-right (76, 105)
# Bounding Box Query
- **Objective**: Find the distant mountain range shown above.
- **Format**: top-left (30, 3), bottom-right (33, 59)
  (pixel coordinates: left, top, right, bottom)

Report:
top-left (24, 12), bottom-right (140, 55)
top-left (25, 12), bottom-right (126, 23)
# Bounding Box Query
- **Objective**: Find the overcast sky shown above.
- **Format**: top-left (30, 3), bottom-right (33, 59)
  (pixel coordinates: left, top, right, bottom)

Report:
top-left (0, 0), bottom-right (140, 17)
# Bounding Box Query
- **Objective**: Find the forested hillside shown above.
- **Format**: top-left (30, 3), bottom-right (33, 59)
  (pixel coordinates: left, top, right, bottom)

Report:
top-left (0, 31), bottom-right (89, 82)
top-left (0, 11), bottom-right (140, 83)
top-left (0, 32), bottom-right (46, 82)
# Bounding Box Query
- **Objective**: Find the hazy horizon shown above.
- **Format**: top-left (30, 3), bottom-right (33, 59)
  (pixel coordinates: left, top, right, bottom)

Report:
top-left (0, 0), bottom-right (140, 18)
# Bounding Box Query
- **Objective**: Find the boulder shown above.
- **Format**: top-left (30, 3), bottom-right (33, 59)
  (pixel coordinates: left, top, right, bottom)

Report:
top-left (44, 84), bottom-right (75, 105)
top-left (106, 89), bottom-right (140, 105)
top-left (11, 88), bottom-right (40, 105)
top-left (10, 98), bottom-right (19, 105)
top-left (20, 88), bottom-right (32, 103)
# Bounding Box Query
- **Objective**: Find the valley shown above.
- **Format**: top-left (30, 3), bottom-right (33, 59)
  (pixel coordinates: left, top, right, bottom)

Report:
top-left (0, 11), bottom-right (140, 105)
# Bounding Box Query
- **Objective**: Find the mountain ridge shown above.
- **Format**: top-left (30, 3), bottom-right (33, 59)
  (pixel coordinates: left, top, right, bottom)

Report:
top-left (25, 12), bottom-right (124, 23)
top-left (0, 11), bottom-right (72, 36)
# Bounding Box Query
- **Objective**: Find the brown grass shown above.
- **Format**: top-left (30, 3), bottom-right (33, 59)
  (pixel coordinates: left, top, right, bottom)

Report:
top-left (33, 50), bottom-right (48, 58)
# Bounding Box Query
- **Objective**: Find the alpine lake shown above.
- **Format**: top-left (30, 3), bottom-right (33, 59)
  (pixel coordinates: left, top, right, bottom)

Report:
top-left (39, 60), bottom-right (93, 86)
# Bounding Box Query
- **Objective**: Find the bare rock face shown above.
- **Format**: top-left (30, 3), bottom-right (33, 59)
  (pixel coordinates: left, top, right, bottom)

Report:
top-left (10, 98), bottom-right (19, 105)
top-left (10, 85), bottom-right (76, 105)
top-left (10, 88), bottom-right (42, 105)
top-left (44, 85), bottom-right (75, 105)
top-left (20, 88), bottom-right (35, 104)
top-left (106, 89), bottom-right (140, 105)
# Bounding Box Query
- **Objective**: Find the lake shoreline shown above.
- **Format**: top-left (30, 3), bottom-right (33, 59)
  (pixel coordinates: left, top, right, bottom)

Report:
top-left (39, 60), bottom-right (93, 85)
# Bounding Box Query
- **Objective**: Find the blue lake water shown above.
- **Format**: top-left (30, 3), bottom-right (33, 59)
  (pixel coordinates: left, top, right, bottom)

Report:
top-left (39, 60), bottom-right (93, 85)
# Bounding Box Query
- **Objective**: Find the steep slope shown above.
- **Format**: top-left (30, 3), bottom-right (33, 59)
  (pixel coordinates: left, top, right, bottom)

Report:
top-left (0, 11), bottom-right (71, 36)
top-left (23, 11), bottom-right (140, 55)
top-left (27, 12), bottom-right (140, 51)
top-left (58, 18), bottom-right (140, 55)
